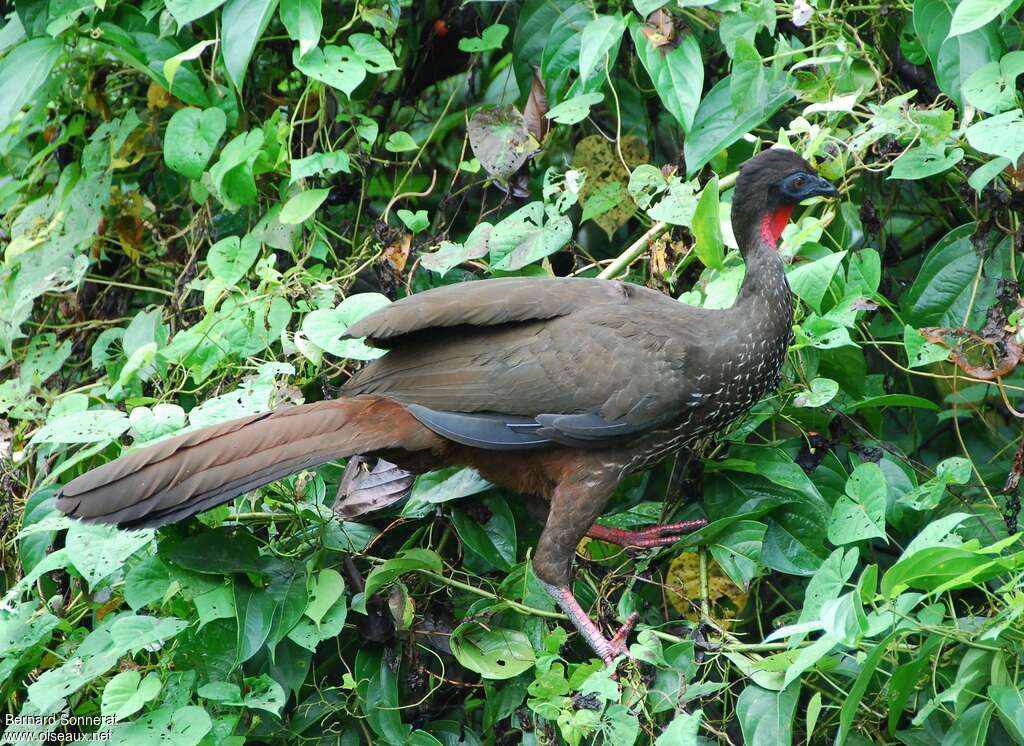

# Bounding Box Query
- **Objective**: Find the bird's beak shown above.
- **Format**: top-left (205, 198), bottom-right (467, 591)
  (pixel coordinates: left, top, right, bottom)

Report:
top-left (805, 174), bottom-right (839, 200)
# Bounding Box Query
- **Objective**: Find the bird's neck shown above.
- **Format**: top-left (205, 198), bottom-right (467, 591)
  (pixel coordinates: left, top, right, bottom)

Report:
top-left (735, 207), bottom-right (793, 324)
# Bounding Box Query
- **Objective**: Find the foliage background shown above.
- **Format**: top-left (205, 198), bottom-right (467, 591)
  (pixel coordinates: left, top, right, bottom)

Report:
top-left (2, 0), bottom-right (1024, 743)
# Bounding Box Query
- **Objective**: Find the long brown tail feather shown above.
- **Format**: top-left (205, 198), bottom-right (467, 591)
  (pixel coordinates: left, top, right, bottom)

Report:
top-left (56, 396), bottom-right (440, 529)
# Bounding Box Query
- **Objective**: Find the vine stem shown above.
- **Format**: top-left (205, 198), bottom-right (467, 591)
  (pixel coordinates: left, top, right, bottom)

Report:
top-left (597, 171), bottom-right (737, 280)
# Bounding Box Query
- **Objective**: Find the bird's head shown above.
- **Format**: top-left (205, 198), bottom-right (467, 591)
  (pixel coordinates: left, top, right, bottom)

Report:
top-left (731, 148), bottom-right (839, 253)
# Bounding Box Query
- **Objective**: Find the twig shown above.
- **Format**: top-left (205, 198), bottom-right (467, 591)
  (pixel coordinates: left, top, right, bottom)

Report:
top-left (383, 170), bottom-right (438, 223)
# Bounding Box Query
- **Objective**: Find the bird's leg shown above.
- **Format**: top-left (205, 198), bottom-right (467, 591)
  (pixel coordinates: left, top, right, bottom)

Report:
top-left (533, 465), bottom-right (636, 664)
top-left (586, 518), bottom-right (707, 548)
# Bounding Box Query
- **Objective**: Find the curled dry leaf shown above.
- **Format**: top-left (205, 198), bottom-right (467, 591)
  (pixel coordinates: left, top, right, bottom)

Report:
top-left (642, 9), bottom-right (675, 49)
top-left (522, 67), bottom-right (549, 143)
top-left (920, 325), bottom-right (1022, 380)
top-left (334, 456), bottom-right (416, 519)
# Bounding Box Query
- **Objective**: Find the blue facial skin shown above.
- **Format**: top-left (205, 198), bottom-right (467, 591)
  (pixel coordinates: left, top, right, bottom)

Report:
top-left (780, 171), bottom-right (840, 203)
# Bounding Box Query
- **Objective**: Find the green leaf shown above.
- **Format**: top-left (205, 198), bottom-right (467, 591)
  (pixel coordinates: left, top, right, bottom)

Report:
top-left (545, 92), bottom-right (603, 125)
top-left (890, 145), bottom-right (964, 180)
top-left (828, 463), bottom-right (888, 545)
top-left (221, 0), bottom-right (278, 90)
top-left (846, 394), bottom-right (941, 412)
top-left (279, 187), bottom-right (330, 224)
top-left (384, 130), bottom-right (418, 152)
top-left (304, 568), bottom-right (344, 626)
top-left (581, 181), bottom-right (625, 224)
top-left (32, 409), bottom-right (130, 444)
top-left (280, 0), bottom-right (322, 57)
top-left (963, 52), bottom-right (1024, 113)
top-left (294, 45), bottom-right (366, 96)
top-left (207, 234), bottom-right (260, 285)
top-left (408, 466), bottom-right (493, 505)
top-left (420, 223), bottom-right (492, 276)
top-left (207, 129), bottom-right (264, 211)
top-left (990, 686), bottom-right (1024, 743)
top-left (654, 709), bottom-right (702, 745)
top-left (684, 66), bottom-right (793, 177)
top-left (234, 577), bottom-right (277, 665)
top-left (709, 520), bottom-right (766, 590)
top-left (194, 585), bottom-right (236, 630)
top-left (488, 201), bottom-right (572, 271)
top-left (913, 0), bottom-right (1001, 108)
top-left (451, 495), bottom-right (517, 571)
top-left (102, 671), bottom-right (162, 722)
top-left (691, 174), bottom-right (724, 269)
top-left (902, 223), bottom-right (983, 327)
top-left (301, 292), bottom-right (390, 360)
top-left (162, 527), bottom-right (263, 574)
top-left (66, 522), bottom-right (153, 589)
top-left (948, 0), bottom-right (1013, 37)
top-left (450, 624), bottom-right (535, 679)
top-left (105, 705), bottom-right (212, 746)
top-left (965, 109), bottom-right (1024, 165)
top-left (124, 556), bottom-right (172, 610)
top-left (396, 208), bottom-right (429, 233)
top-left (110, 615), bottom-right (188, 652)
top-left (836, 632), bottom-right (901, 746)
top-left (0, 37), bottom-right (61, 136)
top-left (163, 107), bottom-right (226, 180)
top-left (629, 18), bottom-right (703, 133)
top-left (793, 378), bottom-right (839, 408)
top-left (579, 14), bottom-right (626, 83)
top-left (458, 23), bottom-right (509, 53)
top-left (628, 165), bottom-right (698, 226)
top-left (364, 548), bottom-right (442, 598)
top-left (787, 251), bottom-right (846, 312)
top-left (290, 151), bottom-right (350, 184)
top-left (968, 156), bottom-right (1011, 191)
top-left (903, 325), bottom-right (950, 368)
top-left (349, 33), bottom-right (397, 72)
top-left (166, 0), bottom-right (228, 25)
top-left (737, 683), bottom-right (800, 746)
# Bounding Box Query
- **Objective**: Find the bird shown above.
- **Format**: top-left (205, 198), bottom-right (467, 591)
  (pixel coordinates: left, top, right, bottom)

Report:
top-left (55, 148), bottom-right (839, 664)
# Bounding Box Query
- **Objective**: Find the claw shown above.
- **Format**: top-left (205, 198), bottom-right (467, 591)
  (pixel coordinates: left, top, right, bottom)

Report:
top-left (587, 518), bottom-right (707, 548)
top-left (540, 580), bottom-right (640, 665)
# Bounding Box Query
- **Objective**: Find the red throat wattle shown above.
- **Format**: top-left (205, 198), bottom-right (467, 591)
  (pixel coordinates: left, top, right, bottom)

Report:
top-left (760, 205), bottom-right (794, 247)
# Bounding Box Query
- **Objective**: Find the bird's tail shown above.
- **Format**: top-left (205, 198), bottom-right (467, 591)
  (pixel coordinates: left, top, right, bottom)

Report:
top-left (56, 396), bottom-right (440, 529)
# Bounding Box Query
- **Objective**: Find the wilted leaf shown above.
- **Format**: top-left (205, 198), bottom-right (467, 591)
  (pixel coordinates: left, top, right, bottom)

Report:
top-left (468, 106), bottom-right (537, 181)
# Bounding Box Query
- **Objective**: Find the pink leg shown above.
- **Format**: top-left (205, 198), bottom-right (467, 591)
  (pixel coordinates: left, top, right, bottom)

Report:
top-left (539, 579), bottom-right (639, 664)
top-left (587, 518), bottom-right (707, 548)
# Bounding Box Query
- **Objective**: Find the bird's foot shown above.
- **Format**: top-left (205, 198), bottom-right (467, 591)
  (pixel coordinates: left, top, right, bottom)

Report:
top-left (539, 580), bottom-right (639, 665)
top-left (586, 518), bottom-right (708, 548)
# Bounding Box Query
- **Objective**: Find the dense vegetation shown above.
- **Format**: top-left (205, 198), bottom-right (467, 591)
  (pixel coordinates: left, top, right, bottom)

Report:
top-left (2, 0), bottom-right (1024, 743)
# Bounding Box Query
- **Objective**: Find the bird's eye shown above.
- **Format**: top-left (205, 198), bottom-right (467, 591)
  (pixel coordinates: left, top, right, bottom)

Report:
top-left (792, 175), bottom-right (805, 189)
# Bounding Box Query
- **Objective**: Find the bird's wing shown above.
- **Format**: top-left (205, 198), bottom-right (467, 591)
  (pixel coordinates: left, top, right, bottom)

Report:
top-left (342, 286), bottom-right (713, 450)
top-left (343, 277), bottom-right (631, 345)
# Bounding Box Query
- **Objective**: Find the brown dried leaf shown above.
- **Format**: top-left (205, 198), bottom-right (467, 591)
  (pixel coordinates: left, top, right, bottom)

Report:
top-left (920, 325), bottom-right (1022, 380)
top-left (522, 67), bottom-right (549, 142)
top-left (147, 82), bottom-right (171, 110)
top-left (571, 134), bottom-right (648, 238)
top-left (334, 457), bottom-right (416, 519)
top-left (642, 9), bottom-right (675, 48)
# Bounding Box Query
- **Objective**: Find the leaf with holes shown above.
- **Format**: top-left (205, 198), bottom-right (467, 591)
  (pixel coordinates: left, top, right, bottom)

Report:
top-left (488, 201), bottom-right (572, 271)
top-left (293, 45), bottom-right (366, 96)
top-left (965, 109), bottom-right (1024, 165)
top-left (450, 623), bottom-right (535, 679)
top-left (828, 463), bottom-right (888, 545)
top-left (468, 106), bottom-right (536, 181)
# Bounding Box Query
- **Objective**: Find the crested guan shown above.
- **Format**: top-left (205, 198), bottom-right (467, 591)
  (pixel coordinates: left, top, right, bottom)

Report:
top-left (55, 148), bottom-right (839, 663)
